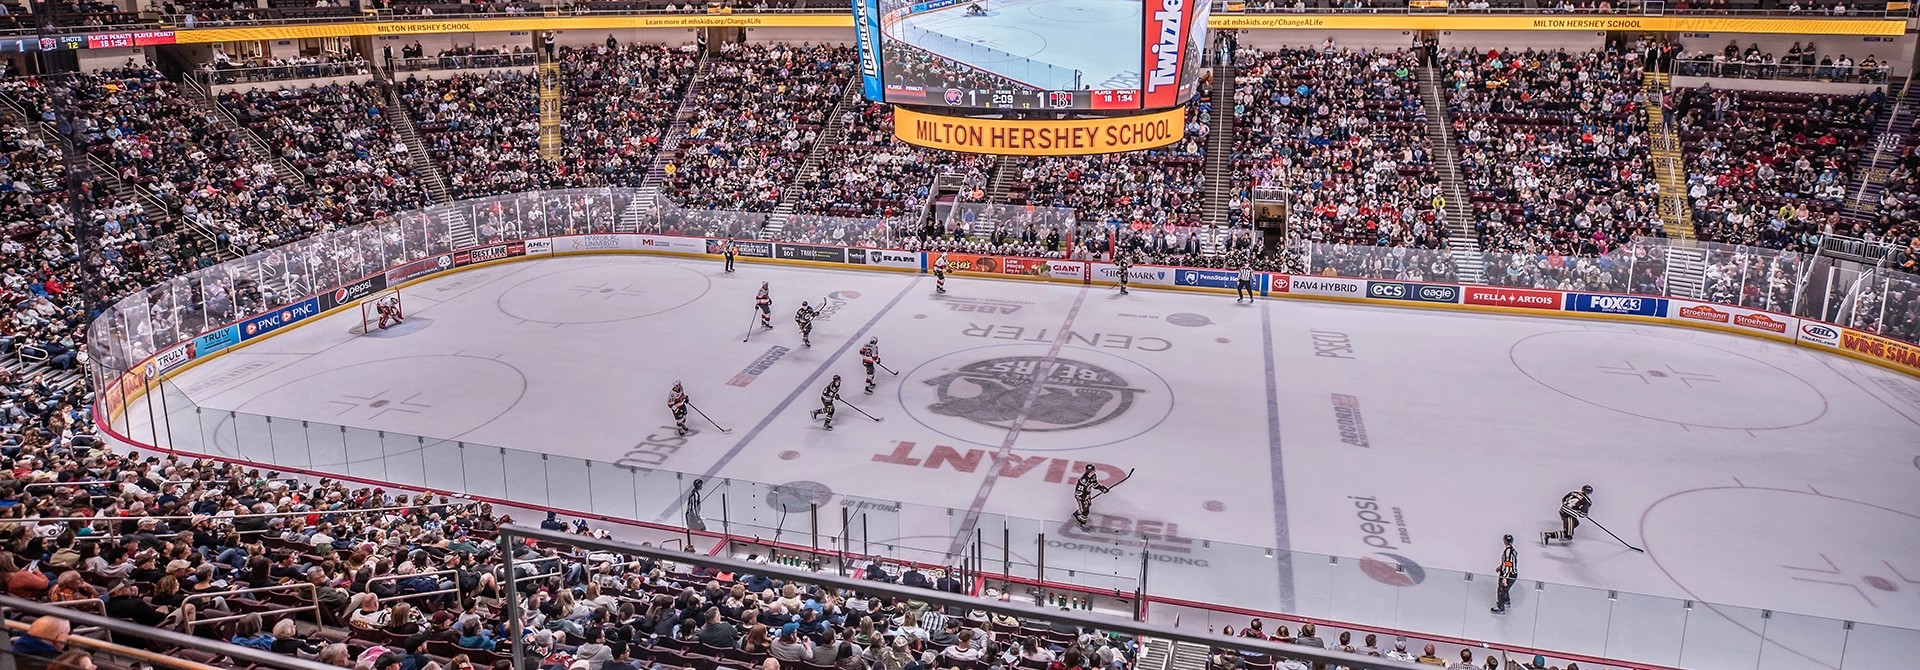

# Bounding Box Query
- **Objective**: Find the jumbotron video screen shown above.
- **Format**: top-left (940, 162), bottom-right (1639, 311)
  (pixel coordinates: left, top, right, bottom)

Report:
top-left (851, 0), bottom-right (1208, 110)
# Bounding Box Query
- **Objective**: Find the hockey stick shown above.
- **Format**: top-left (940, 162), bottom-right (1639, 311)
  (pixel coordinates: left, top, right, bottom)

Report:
top-left (835, 396), bottom-right (884, 422)
top-left (1086, 468), bottom-right (1134, 502)
top-left (742, 307), bottom-right (759, 343)
top-left (687, 402), bottom-right (731, 434)
top-left (1582, 515), bottom-right (1645, 553)
top-left (877, 361), bottom-right (900, 376)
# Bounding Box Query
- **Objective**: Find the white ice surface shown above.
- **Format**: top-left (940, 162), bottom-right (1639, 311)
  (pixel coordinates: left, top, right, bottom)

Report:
top-left (132, 255), bottom-right (1920, 660)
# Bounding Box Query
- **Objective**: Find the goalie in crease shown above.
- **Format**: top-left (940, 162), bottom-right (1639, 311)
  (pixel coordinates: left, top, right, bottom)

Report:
top-left (374, 293), bottom-right (404, 330)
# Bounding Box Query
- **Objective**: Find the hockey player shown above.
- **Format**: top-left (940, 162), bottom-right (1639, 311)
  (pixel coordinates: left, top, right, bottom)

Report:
top-left (668, 381), bottom-right (690, 436)
top-left (934, 253), bottom-right (949, 293)
top-left (795, 301), bottom-right (817, 348)
top-left (756, 282), bottom-right (773, 330)
top-left (1115, 254), bottom-right (1132, 295)
top-left (723, 240), bottom-right (737, 272)
top-left (1491, 534), bottom-right (1517, 613)
top-left (1071, 464), bottom-right (1109, 529)
top-left (860, 337), bottom-right (881, 394)
top-left (810, 375), bottom-right (843, 430)
top-left (376, 294), bottom-right (404, 329)
top-left (1544, 485), bottom-right (1593, 545)
top-left (1236, 263), bottom-right (1255, 302)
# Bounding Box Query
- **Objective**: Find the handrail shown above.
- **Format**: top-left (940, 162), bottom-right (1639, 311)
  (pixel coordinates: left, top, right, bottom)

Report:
top-left (498, 525), bottom-right (1427, 670)
top-left (44, 599), bottom-right (103, 610)
top-left (364, 568), bottom-right (457, 587)
top-left (181, 582), bottom-right (315, 605)
top-left (15, 502), bottom-right (465, 524)
top-left (186, 604), bottom-right (319, 628)
top-left (1, 617), bottom-right (228, 670)
top-left (0, 594), bottom-right (344, 670)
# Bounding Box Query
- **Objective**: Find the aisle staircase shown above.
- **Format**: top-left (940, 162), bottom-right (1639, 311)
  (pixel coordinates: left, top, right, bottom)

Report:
top-left (1417, 65), bottom-right (1483, 283)
top-left (181, 76), bottom-right (310, 193)
top-left (1199, 60), bottom-right (1237, 255)
top-left (985, 158), bottom-right (1019, 203)
top-left (764, 79), bottom-right (865, 237)
top-left (1664, 245), bottom-right (1710, 299)
top-left (1846, 77), bottom-right (1914, 220)
top-left (638, 55), bottom-right (716, 212)
top-left (382, 84), bottom-right (454, 205)
top-left (1643, 71), bottom-right (1695, 240)
top-left (538, 59), bottom-right (564, 162)
top-left (1168, 641), bottom-right (1209, 670)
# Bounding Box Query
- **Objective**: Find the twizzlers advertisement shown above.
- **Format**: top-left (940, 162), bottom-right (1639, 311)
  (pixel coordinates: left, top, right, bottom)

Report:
top-left (1141, 0), bottom-right (1194, 109)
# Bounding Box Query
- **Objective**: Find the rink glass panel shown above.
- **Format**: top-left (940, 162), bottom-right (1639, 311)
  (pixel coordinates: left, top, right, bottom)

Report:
top-left (91, 189), bottom-right (1920, 669)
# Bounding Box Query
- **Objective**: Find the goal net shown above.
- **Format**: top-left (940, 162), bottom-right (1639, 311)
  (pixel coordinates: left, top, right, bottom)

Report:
top-left (360, 289), bottom-right (404, 333)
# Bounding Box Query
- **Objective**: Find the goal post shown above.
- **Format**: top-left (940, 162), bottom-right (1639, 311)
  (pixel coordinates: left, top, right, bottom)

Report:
top-left (360, 288), bottom-right (404, 333)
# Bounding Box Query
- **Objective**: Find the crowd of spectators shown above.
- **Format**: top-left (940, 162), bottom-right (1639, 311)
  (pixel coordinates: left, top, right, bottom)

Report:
top-left (1232, 45), bottom-right (1446, 249)
top-left (1443, 46), bottom-right (1662, 258)
top-left (1673, 85), bottom-right (1879, 252)
top-left (398, 71), bottom-right (569, 199)
top-left (658, 42), bottom-right (853, 213)
top-left (785, 100), bottom-right (997, 222)
top-left (219, 82), bottom-right (430, 229)
top-left (558, 41), bottom-right (701, 188)
top-left (1000, 100), bottom-right (1211, 235)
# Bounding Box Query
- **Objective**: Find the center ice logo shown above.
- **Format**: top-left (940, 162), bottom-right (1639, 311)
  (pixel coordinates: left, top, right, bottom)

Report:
top-left (922, 356), bottom-right (1144, 432)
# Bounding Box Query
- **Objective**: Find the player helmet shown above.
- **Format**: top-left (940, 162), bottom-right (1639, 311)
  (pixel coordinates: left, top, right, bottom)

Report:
top-left (832, 375), bottom-right (841, 381)
top-left (1582, 485), bottom-right (1593, 494)
top-left (1503, 534), bottom-right (1513, 544)
top-left (1085, 464), bottom-right (1096, 472)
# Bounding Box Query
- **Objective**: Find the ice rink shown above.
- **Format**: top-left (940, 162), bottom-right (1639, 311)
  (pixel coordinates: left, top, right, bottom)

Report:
top-left (132, 254), bottom-right (1920, 644)
top-left (891, 0), bottom-right (1142, 90)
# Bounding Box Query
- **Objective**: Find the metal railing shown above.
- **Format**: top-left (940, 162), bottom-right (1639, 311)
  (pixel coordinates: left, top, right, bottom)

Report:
top-left (0, 595), bottom-right (345, 670)
top-left (389, 53), bottom-right (538, 73)
top-left (501, 525), bottom-right (1428, 670)
top-left (200, 60), bottom-right (374, 87)
top-left (1672, 58), bottom-right (1892, 83)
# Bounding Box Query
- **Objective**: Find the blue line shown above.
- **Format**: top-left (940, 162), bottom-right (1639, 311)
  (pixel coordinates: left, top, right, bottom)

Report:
top-left (654, 276), bottom-right (923, 522)
top-left (1260, 299), bottom-right (1296, 610)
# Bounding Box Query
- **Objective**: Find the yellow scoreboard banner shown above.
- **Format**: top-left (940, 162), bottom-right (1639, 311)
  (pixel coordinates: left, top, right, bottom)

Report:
top-left (893, 106), bottom-right (1185, 156)
top-left (168, 13), bottom-right (853, 43)
top-left (1205, 14), bottom-right (1905, 35)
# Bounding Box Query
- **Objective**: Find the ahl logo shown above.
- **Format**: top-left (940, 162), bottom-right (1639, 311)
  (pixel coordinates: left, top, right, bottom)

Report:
top-left (1801, 323), bottom-right (1841, 345)
top-left (1359, 552), bottom-right (1426, 587)
top-left (924, 357), bottom-right (1144, 432)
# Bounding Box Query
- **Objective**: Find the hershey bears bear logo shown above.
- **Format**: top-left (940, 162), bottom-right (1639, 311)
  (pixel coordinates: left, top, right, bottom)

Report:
top-left (922, 356), bottom-right (1144, 432)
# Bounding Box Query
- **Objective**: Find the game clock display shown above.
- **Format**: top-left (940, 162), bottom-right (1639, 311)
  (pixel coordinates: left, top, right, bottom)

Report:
top-left (853, 0), bottom-right (1206, 111)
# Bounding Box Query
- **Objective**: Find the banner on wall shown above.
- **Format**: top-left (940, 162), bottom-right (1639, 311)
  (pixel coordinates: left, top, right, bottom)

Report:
top-left (239, 298), bottom-right (321, 341)
top-left (707, 239), bottom-right (773, 258)
top-left (1282, 275), bottom-right (1366, 297)
top-left (1092, 263), bottom-right (1175, 286)
top-left (387, 253), bottom-right (455, 285)
top-left (194, 325), bottom-right (242, 357)
top-left (1366, 280), bottom-right (1460, 304)
top-left (1566, 293), bottom-right (1668, 317)
top-left (454, 241), bottom-right (527, 267)
top-left (894, 107), bottom-right (1185, 156)
top-left (1798, 321), bottom-right (1843, 348)
top-left (1839, 329), bottom-right (1920, 373)
top-left (775, 243), bottom-right (849, 264)
top-left (636, 235), bottom-right (708, 254)
top-left (1174, 268), bottom-right (1241, 289)
top-left (1003, 257), bottom-right (1087, 281)
top-left (524, 238), bottom-right (554, 257)
top-left (847, 248), bottom-right (922, 270)
top-left (1463, 286), bottom-right (1563, 310)
top-left (555, 234), bottom-right (628, 254)
top-left (1668, 299), bottom-right (1796, 337)
top-left (320, 273), bottom-right (391, 311)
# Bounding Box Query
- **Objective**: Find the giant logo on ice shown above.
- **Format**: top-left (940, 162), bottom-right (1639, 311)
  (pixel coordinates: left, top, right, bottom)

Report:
top-left (902, 345), bottom-right (1174, 451)
top-left (923, 356), bottom-right (1143, 432)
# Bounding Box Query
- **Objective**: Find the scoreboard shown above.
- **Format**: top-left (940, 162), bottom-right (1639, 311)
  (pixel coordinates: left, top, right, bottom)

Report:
top-left (884, 86), bottom-right (1144, 111)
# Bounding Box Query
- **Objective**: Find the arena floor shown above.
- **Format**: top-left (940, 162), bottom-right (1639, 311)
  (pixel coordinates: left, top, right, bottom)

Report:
top-left (125, 254), bottom-right (1920, 656)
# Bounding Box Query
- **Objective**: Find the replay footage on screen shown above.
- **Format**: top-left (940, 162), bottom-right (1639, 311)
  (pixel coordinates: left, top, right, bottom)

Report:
top-left (852, 0), bottom-right (1208, 110)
